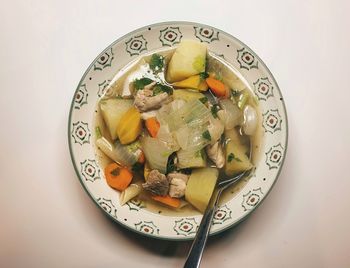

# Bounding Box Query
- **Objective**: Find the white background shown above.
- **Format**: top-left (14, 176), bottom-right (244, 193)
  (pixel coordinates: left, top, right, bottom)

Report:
top-left (1, 0), bottom-right (350, 267)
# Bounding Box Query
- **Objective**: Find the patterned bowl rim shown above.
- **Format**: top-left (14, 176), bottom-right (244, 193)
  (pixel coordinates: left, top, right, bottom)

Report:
top-left (68, 21), bottom-right (288, 241)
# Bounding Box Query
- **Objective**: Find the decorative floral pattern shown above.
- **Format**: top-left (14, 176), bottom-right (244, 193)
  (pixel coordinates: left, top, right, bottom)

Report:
top-left (80, 159), bottom-right (100, 182)
top-left (159, 26), bottom-right (182, 46)
top-left (194, 26), bottom-right (219, 43)
top-left (242, 188), bottom-right (263, 211)
top-left (96, 198), bottom-right (117, 217)
top-left (213, 205), bottom-right (232, 225)
top-left (126, 199), bottom-right (146, 211)
top-left (265, 143), bottom-right (284, 169)
top-left (237, 47), bottom-right (259, 70)
top-left (173, 218), bottom-right (198, 236)
top-left (135, 221), bottom-right (159, 235)
top-left (125, 35), bottom-right (148, 56)
top-left (97, 80), bottom-right (112, 98)
top-left (94, 48), bottom-right (114, 71)
top-left (263, 109), bottom-right (282, 133)
top-left (74, 84), bottom-right (88, 109)
top-left (253, 77), bottom-right (274, 101)
top-left (71, 121), bottom-right (91, 145)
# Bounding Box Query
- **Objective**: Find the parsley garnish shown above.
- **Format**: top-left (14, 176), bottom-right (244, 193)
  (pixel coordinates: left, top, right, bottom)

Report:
top-left (199, 72), bottom-right (209, 80)
top-left (227, 153), bottom-right (242, 163)
top-left (202, 130), bottom-right (212, 141)
top-left (199, 96), bottom-right (208, 104)
top-left (153, 83), bottom-right (173, 95)
top-left (133, 77), bottom-right (153, 90)
top-left (211, 105), bottom-right (220, 118)
top-left (111, 168), bottom-right (120, 176)
top-left (149, 53), bottom-right (164, 73)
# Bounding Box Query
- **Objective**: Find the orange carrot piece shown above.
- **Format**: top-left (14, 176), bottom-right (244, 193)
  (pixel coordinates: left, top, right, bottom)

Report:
top-left (138, 151), bottom-right (145, 164)
top-left (105, 163), bottom-right (133, 191)
top-left (145, 117), bottom-right (160, 137)
top-left (151, 195), bottom-right (181, 208)
top-left (206, 77), bottom-right (227, 97)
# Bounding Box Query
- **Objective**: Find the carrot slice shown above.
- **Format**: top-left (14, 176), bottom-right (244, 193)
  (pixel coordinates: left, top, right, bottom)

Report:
top-left (104, 163), bottom-right (133, 191)
top-left (151, 195), bottom-right (181, 208)
top-left (145, 117), bottom-right (160, 137)
top-left (206, 77), bottom-right (227, 97)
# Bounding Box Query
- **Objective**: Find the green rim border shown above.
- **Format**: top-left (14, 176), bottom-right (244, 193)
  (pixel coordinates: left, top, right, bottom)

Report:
top-left (68, 21), bottom-right (289, 241)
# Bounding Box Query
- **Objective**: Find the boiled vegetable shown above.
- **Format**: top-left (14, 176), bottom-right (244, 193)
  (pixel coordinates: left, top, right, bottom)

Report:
top-left (224, 138), bottom-right (252, 176)
top-left (117, 107), bottom-right (142, 144)
top-left (218, 99), bottom-right (242, 130)
top-left (173, 89), bottom-right (206, 102)
top-left (145, 117), bottom-right (160, 137)
top-left (96, 137), bottom-right (138, 166)
top-left (172, 75), bottom-right (208, 91)
top-left (242, 105), bottom-right (258, 135)
top-left (151, 195), bottom-right (181, 208)
top-left (105, 162), bottom-right (133, 191)
top-left (100, 98), bottom-right (133, 140)
top-left (177, 149), bottom-right (206, 169)
top-left (206, 77), bottom-right (227, 97)
top-left (166, 40), bottom-right (207, 82)
top-left (185, 168), bottom-right (219, 212)
top-left (141, 137), bottom-right (175, 173)
top-left (120, 182), bottom-right (142, 205)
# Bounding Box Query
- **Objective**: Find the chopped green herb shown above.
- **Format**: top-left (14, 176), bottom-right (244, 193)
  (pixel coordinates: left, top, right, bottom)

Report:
top-left (153, 83), bottom-right (173, 95)
top-left (95, 126), bottom-right (102, 139)
top-left (227, 153), bottom-right (242, 162)
top-left (228, 153), bottom-right (235, 162)
top-left (111, 168), bottom-right (120, 176)
top-left (133, 77), bottom-right (153, 90)
top-left (199, 96), bottom-right (208, 104)
top-left (149, 53), bottom-right (164, 73)
top-left (210, 104), bottom-right (220, 118)
top-left (166, 153), bottom-right (177, 173)
top-left (199, 72), bottom-right (209, 80)
top-left (202, 130), bottom-right (212, 141)
top-left (132, 162), bottom-right (144, 172)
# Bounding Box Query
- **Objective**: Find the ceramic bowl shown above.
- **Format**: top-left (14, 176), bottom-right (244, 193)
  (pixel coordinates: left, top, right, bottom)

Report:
top-left (68, 21), bottom-right (288, 240)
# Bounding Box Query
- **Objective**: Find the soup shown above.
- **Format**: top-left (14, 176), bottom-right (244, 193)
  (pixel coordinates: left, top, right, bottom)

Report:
top-left (94, 40), bottom-right (263, 215)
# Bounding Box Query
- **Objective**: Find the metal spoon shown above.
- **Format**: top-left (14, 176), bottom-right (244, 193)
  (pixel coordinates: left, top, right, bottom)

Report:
top-left (183, 171), bottom-right (249, 268)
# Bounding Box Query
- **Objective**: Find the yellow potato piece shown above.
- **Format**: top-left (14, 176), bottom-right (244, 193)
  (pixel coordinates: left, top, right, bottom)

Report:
top-left (173, 75), bottom-right (208, 91)
top-left (166, 40), bottom-right (207, 82)
top-left (185, 168), bottom-right (218, 213)
top-left (224, 139), bottom-right (252, 176)
top-left (117, 107), bottom-right (142, 144)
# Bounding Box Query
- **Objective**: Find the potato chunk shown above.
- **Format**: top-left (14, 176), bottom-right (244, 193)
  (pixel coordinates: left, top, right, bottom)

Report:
top-left (185, 168), bottom-right (218, 212)
top-left (166, 40), bottom-right (207, 82)
top-left (224, 139), bottom-right (252, 176)
top-left (100, 98), bottom-right (133, 140)
top-left (116, 107), bottom-right (142, 144)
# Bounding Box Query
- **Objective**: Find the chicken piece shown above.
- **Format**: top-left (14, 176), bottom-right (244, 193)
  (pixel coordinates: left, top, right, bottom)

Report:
top-left (167, 173), bottom-right (189, 198)
top-left (140, 110), bottom-right (157, 120)
top-left (134, 88), bottom-right (169, 112)
top-left (206, 142), bottom-right (225, 168)
top-left (142, 169), bottom-right (169, 195)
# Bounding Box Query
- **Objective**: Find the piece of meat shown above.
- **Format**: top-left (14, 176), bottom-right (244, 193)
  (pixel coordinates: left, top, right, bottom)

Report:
top-left (167, 173), bottom-right (189, 198)
top-left (134, 89), bottom-right (169, 112)
top-left (142, 169), bottom-right (169, 196)
top-left (140, 110), bottom-right (157, 120)
top-left (206, 141), bottom-right (225, 168)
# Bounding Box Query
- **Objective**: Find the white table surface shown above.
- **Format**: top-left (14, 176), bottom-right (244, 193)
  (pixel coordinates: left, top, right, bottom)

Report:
top-left (1, 0), bottom-right (350, 267)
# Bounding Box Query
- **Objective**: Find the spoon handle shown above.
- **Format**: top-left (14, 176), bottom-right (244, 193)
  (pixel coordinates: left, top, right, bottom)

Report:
top-left (183, 189), bottom-right (222, 268)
